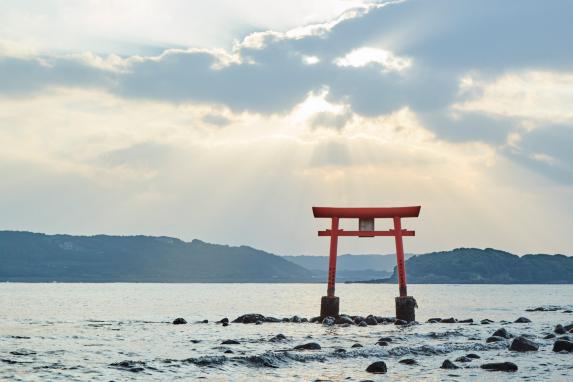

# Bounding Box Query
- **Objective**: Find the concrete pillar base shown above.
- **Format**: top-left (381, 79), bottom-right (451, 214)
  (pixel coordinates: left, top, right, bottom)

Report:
top-left (395, 296), bottom-right (417, 322)
top-left (320, 296), bottom-right (340, 318)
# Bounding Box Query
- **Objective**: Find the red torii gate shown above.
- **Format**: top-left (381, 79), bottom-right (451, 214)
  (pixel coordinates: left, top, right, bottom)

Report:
top-left (313, 206), bottom-right (421, 322)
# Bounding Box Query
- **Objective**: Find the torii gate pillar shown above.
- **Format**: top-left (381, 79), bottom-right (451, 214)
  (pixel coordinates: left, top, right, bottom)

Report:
top-left (313, 206), bottom-right (421, 322)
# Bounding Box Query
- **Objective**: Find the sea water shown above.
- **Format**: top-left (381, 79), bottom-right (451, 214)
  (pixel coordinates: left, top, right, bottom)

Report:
top-left (1, 283), bottom-right (572, 381)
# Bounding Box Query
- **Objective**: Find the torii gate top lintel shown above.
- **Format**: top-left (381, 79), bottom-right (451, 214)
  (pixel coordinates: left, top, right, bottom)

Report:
top-left (312, 206), bottom-right (421, 219)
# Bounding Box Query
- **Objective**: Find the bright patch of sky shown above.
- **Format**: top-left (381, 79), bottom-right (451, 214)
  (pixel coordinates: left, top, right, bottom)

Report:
top-left (0, 0), bottom-right (572, 255)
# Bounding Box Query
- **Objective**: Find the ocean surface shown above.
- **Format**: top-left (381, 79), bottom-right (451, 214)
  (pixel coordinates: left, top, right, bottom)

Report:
top-left (1, 283), bottom-right (572, 381)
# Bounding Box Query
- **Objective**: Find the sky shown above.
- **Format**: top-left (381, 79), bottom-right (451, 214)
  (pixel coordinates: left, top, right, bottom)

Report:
top-left (0, 0), bottom-right (572, 256)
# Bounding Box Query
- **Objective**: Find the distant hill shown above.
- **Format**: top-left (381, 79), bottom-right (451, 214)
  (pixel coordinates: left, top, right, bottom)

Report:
top-left (365, 248), bottom-right (573, 284)
top-left (0, 231), bottom-right (316, 282)
top-left (282, 254), bottom-right (408, 281)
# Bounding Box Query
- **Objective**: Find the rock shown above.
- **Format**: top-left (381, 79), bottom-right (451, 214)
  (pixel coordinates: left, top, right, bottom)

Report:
top-left (202, 319), bottom-right (208, 323)
top-left (486, 336), bottom-right (507, 343)
top-left (353, 316), bottom-right (365, 324)
top-left (301, 318), bottom-right (308, 323)
top-left (555, 324), bottom-right (566, 334)
top-left (269, 334), bottom-right (287, 342)
top-left (509, 336), bottom-right (539, 352)
top-left (365, 361), bottom-right (387, 373)
top-left (564, 310), bottom-right (573, 313)
top-left (322, 316), bottom-right (335, 326)
top-left (492, 328), bottom-right (512, 339)
top-left (399, 358), bottom-right (417, 365)
top-left (222, 322), bottom-right (229, 327)
top-left (358, 321), bottom-right (368, 327)
top-left (394, 319), bottom-right (407, 326)
top-left (466, 353), bottom-right (480, 359)
top-left (172, 318), bottom-right (187, 325)
top-left (455, 356), bottom-right (473, 363)
top-left (291, 315), bottom-right (302, 323)
top-left (544, 333), bottom-right (556, 339)
top-left (378, 337), bottom-right (392, 342)
top-left (376, 341), bottom-right (389, 346)
top-left (481, 362), bottom-right (518, 372)
top-left (440, 317), bottom-right (457, 323)
top-left (351, 343), bottom-right (363, 348)
top-left (366, 316), bottom-right (378, 325)
top-left (190, 339), bottom-right (201, 344)
top-left (514, 317), bottom-right (531, 323)
top-left (440, 359), bottom-right (459, 369)
top-left (221, 339), bottom-right (240, 345)
top-left (459, 318), bottom-right (474, 323)
top-left (233, 314), bottom-right (265, 324)
top-left (309, 316), bottom-right (321, 323)
top-left (334, 348), bottom-right (346, 354)
top-left (255, 320), bottom-right (263, 325)
top-left (224, 350), bottom-right (233, 354)
top-left (427, 317), bottom-right (441, 323)
top-left (294, 342), bottom-right (321, 351)
top-left (264, 316), bottom-right (281, 323)
top-left (553, 340), bottom-right (573, 352)
top-left (336, 315), bottom-right (355, 325)
top-left (282, 317), bottom-right (290, 322)
top-left (563, 323), bottom-right (573, 331)
top-left (481, 319), bottom-right (494, 324)
top-left (219, 318), bottom-right (229, 325)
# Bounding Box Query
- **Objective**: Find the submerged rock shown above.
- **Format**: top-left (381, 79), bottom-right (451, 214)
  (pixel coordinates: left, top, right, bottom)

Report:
top-left (481, 362), bottom-right (518, 372)
top-left (352, 316), bottom-right (365, 324)
top-left (399, 358), bottom-right (417, 365)
top-left (294, 342), bottom-right (321, 350)
top-left (486, 336), bottom-right (507, 343)
top-left (492, 328), bottom-right (512, 339)
top-left (466, 353), bottom-right (480, 359)
top-left (224, 350), bottom-right (233, 354)
top-left (553, 340), bottom-right (573, 352)
top-left (509, 336), bottom-right (539, 352)
top-left (358, 321), bottom-right (368, 327)
top-left (218, 318), bottom-right (229, 325)
top-left (555, 324), bottom-right (566, 334)
top-left (269, 334), bottom-right (287, 342)
top-left (310, 316), bottom-right (321, 323)
top-left (481, 319), bottom-right (494, 324)
top-left (366, 361), bottom-right (388, 374)
top-left (514, 317), bottom-right (531, 323)
top-left (459, 319), bottom-right (474, 323)
top-left (221, 339), bottom-right (240, 345)
top-left (455, 356), bottom-right (473, 363)
top-left (233, 314), bottom-right (265, 324)
top-left (322, 316), bottom-right (335, 326)
top-left (440, 318), bottom-right (457, 323)
top-left (222, 322), bottom-right (229, 327)
top-left (172, 318), bottom-right (187, 325)
top-left (440, 359), bottom-right (459, 369)
top-left (336, 315), bottom-right (355, 325)
top-left (255, 320), bottom-right (263, 325)
top-left (378, 336), bottom-right (392, 342)
top-left (544, 333), bottom-right (556, 339)
top-left (394, 319), bottom-right (408, 326)
top-left (564, 323), bottom-right (573, 331)
top-left (110, 360), bottom-right (146, 373)
top-left (264, 316), bottom-right (281, 323)
top-left (376, 341), bottom-right (389, 346)
top-left (351, 343), bottom-right (363, 348)
top-left (365, 316), bottom-right (378, 326)
top-left (427, 317), bottom-right (441, 323)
